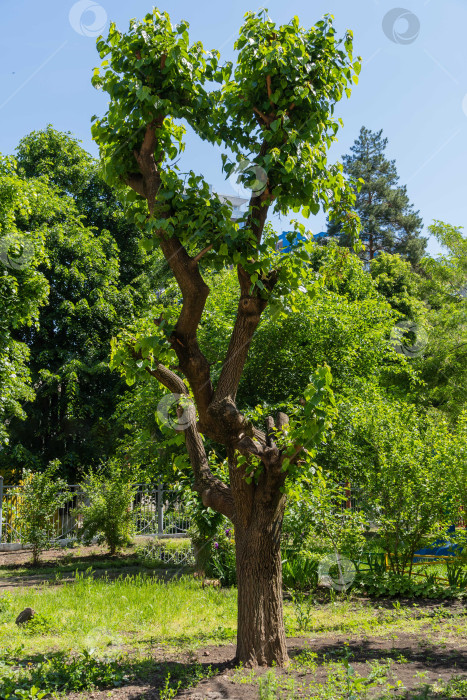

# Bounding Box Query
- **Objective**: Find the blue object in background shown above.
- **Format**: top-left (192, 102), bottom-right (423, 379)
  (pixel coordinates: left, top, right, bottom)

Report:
top-left (413, 525), bottom-right (464, 562)
top-left (278, 231), bottom-right (327, 253)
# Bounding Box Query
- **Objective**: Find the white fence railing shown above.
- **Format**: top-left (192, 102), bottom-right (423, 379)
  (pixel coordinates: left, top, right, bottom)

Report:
top-left (0, 477), bottom-right (191, 546)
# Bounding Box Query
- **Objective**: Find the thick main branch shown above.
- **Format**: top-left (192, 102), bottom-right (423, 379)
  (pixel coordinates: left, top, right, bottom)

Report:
top-left (127, 122), bottom-right (214, 418)
top-left (144, 360), bottom-right (234, 519)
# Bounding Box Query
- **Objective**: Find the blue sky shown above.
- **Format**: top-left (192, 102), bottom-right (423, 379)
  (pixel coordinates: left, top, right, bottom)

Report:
top-left (1, 0), bottom-right (467, 256)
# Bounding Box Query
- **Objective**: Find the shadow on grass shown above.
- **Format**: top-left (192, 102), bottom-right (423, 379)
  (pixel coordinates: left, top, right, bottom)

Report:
top-left (0, 550), bottom-right (148, 574)
top-left (0, 563), bottom-right (191, 590)
top-left (290, 637), bottom-right (467, 671)
top-left (4, 636), bottom-right (467, 699)
top-left (1, 647), bottom-right (235, 699)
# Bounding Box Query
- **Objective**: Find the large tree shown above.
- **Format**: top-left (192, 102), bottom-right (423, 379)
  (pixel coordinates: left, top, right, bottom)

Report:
top-left (2, 128), bottom-right (167, 480)
top-left (327, 126), bottom-right (426, 266)
top-left (96, 9), bottom-right (360, 665)
top-left (0, 155), bottom-right (49, 464)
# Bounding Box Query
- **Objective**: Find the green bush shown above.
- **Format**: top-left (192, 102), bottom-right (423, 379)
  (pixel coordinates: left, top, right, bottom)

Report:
top-left (17, 461), bottom-right (68, 565)
top-left (187, 503), bottom-right (236, 585)
top-left (281, 475), bottom-right (368, 594)
top-left (0, 649), bottom-right (127, 698)
top-left (282, 554), bottom-right (320, 591)
top-left (344, 401), bottom-right (463, 576)
top-left (75, 462), bottom-right (137, 554)
top-left (355, 571), bottom-right (461, 599)
top-left (209, 526), bottom-right (236, 586)
top-left (446, 558), bottom-right (467, 589)
top-left (21, 613), bottom-right (54, 636)
top-left (186, 499), bottom-right (223, 576)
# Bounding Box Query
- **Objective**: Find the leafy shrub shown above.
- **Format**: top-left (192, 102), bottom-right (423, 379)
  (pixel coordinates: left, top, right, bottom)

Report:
top-left (283, 475), bottom-right (368, 561)
top-left (187, 500), bottom-right (223, 576)
top-left (355, 571), bottom-right (456, 599)
top-left (21, 613), bottom-right (54, 636)
top-left (0, 649), bottom-right (127, 698)
top-left (186, 496), bottom-right (236, 584)
top-left (17, 461), bottom-right (68, 565)
top-left (446, 558), bottom-right (467, 589)
top-left (350, 402), bottom-right (462, 575)
top-left (282, 554), bottom-right (319, 591)
top-left (281, 475), bottom-right (368, 596)
top-left (209, 526), bottom-right (236, 586)
top-left (76, 462), bottom-right (137, 554)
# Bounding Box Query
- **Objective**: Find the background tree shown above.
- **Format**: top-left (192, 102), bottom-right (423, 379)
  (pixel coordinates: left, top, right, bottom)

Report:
top-left (369, 251), bottom-right (425, 319)
top-left (16, 125), bottom-right (153, 289)
top-left (327, 126), bottom-right (426, 266)
top-left (95, 8), bottom-right (361, 666)
top-left (0, 154), bottom-right (49, 474)
top-left (2, 128), bottom-right (166, 480)
top-left (239, 245), bottom-right (404, 407)
top-left (416, 221), bottom-right (467, 418)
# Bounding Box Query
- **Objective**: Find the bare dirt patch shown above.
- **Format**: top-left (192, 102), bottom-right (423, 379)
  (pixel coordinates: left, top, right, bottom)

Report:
top-left (0, 540), bottom-right (180, 591)
top-left (62, 632), bottom-right (467, 699)
top-left (0, 542), bottom-right (144, 569)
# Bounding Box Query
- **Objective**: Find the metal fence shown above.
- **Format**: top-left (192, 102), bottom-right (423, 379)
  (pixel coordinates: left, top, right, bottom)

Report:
top-left (0, 477), bottom-right (191, 546)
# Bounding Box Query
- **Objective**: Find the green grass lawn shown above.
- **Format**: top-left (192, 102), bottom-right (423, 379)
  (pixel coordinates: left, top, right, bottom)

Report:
top-left (0, 573), bottom-right (238, 654)
top-left (1, 543), bottom-right (466, 699)
top-left (3, 570), bottom-right (466, 656)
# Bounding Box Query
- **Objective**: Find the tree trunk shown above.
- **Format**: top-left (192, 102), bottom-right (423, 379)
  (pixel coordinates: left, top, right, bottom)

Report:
top-left (234, 505), bottom-right (288, 666)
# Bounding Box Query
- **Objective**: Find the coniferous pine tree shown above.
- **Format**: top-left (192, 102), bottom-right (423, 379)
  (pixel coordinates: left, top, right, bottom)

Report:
top-left (327, 126), bottom-right (426, 266)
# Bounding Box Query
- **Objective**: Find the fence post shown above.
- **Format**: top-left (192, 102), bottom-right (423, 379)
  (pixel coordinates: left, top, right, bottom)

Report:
top-left (157, 483), bottom-right (164, 536)
top-left (0, 476), bottom-right (3, 544)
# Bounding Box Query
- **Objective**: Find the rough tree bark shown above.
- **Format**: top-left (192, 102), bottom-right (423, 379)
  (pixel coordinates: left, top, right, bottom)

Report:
top-left (235, 519), bottom-right (288, 666)
top-left (229, 449), bottom-right (289, 666)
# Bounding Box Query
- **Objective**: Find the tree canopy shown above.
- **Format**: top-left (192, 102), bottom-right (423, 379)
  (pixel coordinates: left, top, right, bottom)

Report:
top-left (1, 128), bottom-right (163, 480)
top-left (0, 155), bottom-right (50, 454)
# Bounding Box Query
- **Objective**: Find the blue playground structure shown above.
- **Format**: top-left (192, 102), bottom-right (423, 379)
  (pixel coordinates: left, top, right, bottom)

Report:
top-left (413, 525), bottom-right (464, 563)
